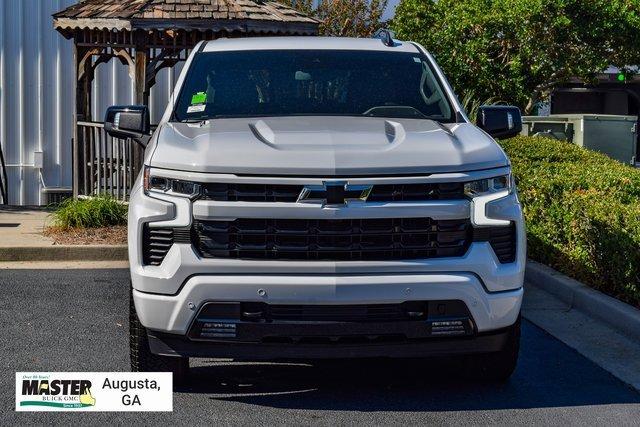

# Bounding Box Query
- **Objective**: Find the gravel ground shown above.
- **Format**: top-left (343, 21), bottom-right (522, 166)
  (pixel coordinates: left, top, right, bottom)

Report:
top-left (43, 226), bottom-right (127, 245)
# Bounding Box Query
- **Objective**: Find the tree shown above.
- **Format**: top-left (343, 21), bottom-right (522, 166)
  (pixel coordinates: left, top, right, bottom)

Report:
top-left (392, 0), bottom-right (640, 113)
top-left (281, 0), bottom-right (315, 15)
top-left (282, 0), bottom-right (389, 37)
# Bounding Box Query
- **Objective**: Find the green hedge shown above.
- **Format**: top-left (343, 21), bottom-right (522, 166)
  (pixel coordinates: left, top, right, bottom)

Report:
top-left (500, 136), bottom-right (640, 308)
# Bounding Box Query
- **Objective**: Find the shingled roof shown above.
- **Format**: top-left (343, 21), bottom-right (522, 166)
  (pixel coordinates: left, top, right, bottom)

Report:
top-left (53, 0), bottom-right (319, 34)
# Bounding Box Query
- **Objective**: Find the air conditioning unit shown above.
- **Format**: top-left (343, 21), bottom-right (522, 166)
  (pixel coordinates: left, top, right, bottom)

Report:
top-left (523, 114), bottom-right (638, 165)
top-left (42, 188), bottom-right (73, 206)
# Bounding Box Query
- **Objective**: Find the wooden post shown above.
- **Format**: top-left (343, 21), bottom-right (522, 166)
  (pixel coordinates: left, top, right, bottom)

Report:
top-left (74, 46), bottom-right (93, 198)
top-left (72, 44), bottom-right (80, 198)
top-left (134, 49), bottom-right (148, 105)
top-left (133, 31), bottom-right (149, 175)
top-left (73, 46), bottom-right (95, 198)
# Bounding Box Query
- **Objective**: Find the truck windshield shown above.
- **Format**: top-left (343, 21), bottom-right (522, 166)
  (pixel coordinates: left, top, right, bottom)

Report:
top-left (173, 49), bottom-right (454, 122)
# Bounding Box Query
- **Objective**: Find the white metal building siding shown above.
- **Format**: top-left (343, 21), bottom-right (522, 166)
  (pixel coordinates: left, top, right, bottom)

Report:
top-left (0, 0), bottom-right (180, 205)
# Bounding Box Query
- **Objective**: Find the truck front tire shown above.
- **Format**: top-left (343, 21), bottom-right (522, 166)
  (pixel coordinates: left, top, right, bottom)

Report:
top-left (464, 315), bottom-right (521, 382)
top-left (129, 288), bottom-right (189, 385)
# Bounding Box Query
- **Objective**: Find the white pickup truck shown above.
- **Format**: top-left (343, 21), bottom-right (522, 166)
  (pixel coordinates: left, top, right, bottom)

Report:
top-left (105, 35), bottom-right (526, 384)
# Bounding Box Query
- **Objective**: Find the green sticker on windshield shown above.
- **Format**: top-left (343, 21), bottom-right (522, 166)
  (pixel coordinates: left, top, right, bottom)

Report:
top-left (191, 92), bottom-right (207, 105)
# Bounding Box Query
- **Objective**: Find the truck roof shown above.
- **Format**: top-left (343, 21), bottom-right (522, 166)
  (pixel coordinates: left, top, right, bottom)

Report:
top-left (201, 36), bottom-right (421, 54)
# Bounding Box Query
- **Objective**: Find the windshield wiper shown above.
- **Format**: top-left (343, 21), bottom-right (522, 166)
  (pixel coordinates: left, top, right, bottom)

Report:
top-left (181, 117), bottom-right (207, 123)
top-left (363, 105), bottom-right (429, 119)
top-left (180, 118), bottom-right (210, 127)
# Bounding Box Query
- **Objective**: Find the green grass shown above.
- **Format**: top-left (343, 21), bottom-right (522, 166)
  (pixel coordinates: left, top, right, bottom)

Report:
top-left (51, 195), bottom-right (127, 229)
top-left (500, 136), bottom-right (640, 308)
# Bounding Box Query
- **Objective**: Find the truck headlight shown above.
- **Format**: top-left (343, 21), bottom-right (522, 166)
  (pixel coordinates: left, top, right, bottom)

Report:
top-left (464, 174), bottom-right (512, 198)
top-left (465, 174), bottom-right (514, 227)
top-left (143, 166), bottom-right (200, 199)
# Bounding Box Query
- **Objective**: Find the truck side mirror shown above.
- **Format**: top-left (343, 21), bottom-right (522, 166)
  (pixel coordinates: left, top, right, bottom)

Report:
top-left (476, 105), bottom-right (522, 139)
top-left (104, 105), bottom-right (151, 146)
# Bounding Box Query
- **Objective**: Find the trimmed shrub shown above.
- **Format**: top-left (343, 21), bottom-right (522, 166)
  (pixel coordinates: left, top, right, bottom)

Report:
top-left (51, 196), bottom-right (127, 229)
top-left (500, 136), bottom-right (640, 307)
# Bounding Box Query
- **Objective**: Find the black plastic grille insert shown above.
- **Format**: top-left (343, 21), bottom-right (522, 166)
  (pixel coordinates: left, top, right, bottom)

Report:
top-left (142, 226), bottom-right (191, 266)
top-left (142, 226), bottom-right (174, 266)
top-left (200, 182), bottom-right (465, 203)
top-left (192, 217), bottom-right (472, 261)
top-left (143, 221), bottom-right (517, 265)
top-left (473, 222), bottom-right (517, 263)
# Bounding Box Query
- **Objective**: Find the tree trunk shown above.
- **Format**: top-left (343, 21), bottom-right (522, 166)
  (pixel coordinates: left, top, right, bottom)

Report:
top-left (524, 92), bottom-right (539, 115)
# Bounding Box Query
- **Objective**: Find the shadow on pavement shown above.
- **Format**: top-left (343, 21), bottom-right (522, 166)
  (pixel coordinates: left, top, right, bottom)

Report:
top-left (176, 321), bottom-right (640, 412)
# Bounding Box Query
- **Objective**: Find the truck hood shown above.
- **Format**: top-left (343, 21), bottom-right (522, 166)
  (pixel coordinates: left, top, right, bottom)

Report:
top-left (149, 116), bottom-right (509, 175)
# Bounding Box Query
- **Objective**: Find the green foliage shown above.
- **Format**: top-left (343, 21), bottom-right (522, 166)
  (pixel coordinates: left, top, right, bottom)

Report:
top-left (500, 136), bottom-right (640, 307)
top-left (52, 196), bottom-right (128, 229)
top-left (280, 0), bottom-right (315, 15)
top-left (393, 0), bottom-right (640, 113)
top-left (460, 91), bottom-right (502, 122)
top-left (281, 0), bottom-right (389, 37)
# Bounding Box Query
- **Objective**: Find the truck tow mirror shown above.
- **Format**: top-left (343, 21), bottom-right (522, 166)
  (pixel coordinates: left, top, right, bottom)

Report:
top-left (104, 105), bottom-right (151, 147)
top-left (477, 105), bottom-right (522, 139)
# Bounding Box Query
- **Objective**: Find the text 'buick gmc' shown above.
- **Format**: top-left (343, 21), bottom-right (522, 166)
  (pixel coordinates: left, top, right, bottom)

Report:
top-left (105, 35), bottom-right (526, 384)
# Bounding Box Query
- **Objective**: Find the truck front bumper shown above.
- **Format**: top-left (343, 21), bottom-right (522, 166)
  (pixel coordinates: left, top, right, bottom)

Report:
top-left (133, 272), bottom-right (522, 359)
top-left (147, 326), bottom-right (514, 360)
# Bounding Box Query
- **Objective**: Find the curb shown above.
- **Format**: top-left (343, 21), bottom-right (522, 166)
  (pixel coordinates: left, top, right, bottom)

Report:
top-left (0, 245), bottom-right (128, 262)
top-left (526, 260), bottom-right (640, 342)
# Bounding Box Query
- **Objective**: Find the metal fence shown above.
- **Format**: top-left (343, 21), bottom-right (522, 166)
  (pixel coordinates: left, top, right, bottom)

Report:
top-left (76, 121), bottom-right (144, 200)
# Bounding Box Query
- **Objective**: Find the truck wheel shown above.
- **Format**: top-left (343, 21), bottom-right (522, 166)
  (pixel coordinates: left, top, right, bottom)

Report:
top-left (465, 315), bottom-right (521, 382)
top-left (129, 288), bottom-right (189, 385)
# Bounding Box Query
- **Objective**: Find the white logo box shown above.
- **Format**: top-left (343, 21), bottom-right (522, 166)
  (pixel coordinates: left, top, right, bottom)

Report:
top-left (16, 372), bottom-right (173, 412)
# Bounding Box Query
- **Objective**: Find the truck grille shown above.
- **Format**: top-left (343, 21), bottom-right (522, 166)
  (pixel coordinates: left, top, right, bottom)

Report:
top-left (264, 303), bottom-right (417, 322)
top-left (200, 182), bottom-right (465, 203)
top-left (188, 300), bottom-right (475, 342)
top-left (202, 183), bottom-right (303, 202)
top-left (142, 222), bottom-right (517, 265)
top-left (192, 218), bottom-right (472, 261)
top-left (367, 182), bottom-right (465, 202)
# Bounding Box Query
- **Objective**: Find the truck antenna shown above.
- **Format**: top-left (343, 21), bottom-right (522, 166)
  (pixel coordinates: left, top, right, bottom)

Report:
top-left (373, 29), bottom-right (396, 47)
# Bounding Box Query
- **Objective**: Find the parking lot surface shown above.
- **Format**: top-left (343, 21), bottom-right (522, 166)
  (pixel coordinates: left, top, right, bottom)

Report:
top-left (1, 269), bottom-right (639, 424)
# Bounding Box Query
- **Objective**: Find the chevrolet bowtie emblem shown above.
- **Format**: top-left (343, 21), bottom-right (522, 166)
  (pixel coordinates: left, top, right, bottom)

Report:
top-left (297, 182), bottom-right (373, 206)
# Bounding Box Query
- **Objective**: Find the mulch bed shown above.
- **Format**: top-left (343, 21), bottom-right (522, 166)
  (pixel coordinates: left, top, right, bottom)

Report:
top-left (43, 226), bottom-right (127, 245)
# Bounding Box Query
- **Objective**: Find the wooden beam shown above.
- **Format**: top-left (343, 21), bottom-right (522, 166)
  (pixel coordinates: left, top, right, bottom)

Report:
top-left (77, 47), bottom-right (103, 81)
top-left (134, 49), bottom-right (148, 106)
top-left (128, 19), bottom-right (319, 35)
top-left (146, 47), bottom-right (184, 88)
top-left (114, 48), bottom-right (136, 80)
top-left (54, 17), bottom-right (132, 33)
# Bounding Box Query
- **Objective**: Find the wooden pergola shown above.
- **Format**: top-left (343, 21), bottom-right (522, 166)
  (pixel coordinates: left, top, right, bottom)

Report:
top-left (53, 0), bottom-right (319, 199)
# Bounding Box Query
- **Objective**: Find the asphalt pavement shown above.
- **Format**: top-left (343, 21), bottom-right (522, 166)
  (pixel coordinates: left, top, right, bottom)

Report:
top-left (1, 269), bottom-right (639, 425)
